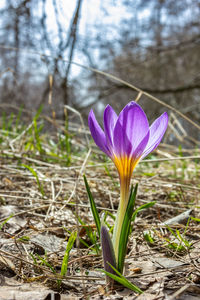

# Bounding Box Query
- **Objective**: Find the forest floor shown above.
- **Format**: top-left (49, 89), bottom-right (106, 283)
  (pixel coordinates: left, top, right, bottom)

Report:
top-left (0, 107), bottom-right (200, 300)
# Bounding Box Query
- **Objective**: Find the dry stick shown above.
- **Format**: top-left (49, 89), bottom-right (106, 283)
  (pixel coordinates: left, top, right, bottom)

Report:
top-left (0, 67), bottom-right (15, 78)
top-left (168, 122), bottom-right (186, 142)
top-left (64, 105), bottom-right (90, 149)
top-left (45, 181), bottom-right (56, 221)
top-left (160, 209), bottom-right (193, 226)
top-left (0, 249), bottom-right (100, 281)
top-left (9, 121), bottom-right (34, 151)
top-left (168, 284), bottom-right (190, 300)
top-left (0, 204), bottom-right (49, 223)
top-left (0, 194), bottom-right (42, 200)
top-left (59, 148), bottom-right (91, 212)
top-left (0, 198), bottom-right (193, 222)
top-left (80, 155), bottom-right (200, 172)
top-left (0, 44), bottom-right (199, 131)
top-left (80, 65), bottom-right (200, 131)
top-left (149, 179), bottom-right (200, 191)
top-left (45, 180), bottom-right (63, 220)
top-left (170, 112), bottom-right (187, 137)
top-left (3, 150), bottom-right (58, 167)
top-left (2, 149), bottom-right (92, 170)
top-left (135, 91), bottom-right (143, 102)
top-left (3, 152), bottom-right (199, 176)
top-left (126, 263), bottom-right (190, 279)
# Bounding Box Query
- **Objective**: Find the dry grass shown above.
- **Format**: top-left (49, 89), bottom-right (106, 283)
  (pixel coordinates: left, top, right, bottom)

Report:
top-left (0, 106), bottom-right (200, 299)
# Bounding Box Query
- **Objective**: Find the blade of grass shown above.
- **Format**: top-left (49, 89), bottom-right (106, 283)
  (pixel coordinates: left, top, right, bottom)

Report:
top-left (33, 118), bottom-right (44, 154)
top-left (36, 254), bottom-right (56, 274)
top-left (0, 214), bottom-right (13, 230)
top-left (60, 231), bottom-right (77, 277)
top-left (100, 263), bottom-right (142, 293)
top-left (7, 113), bottom-right (14, 133)
top-left (22, 164), bottom-right (45, 196)
top-left (57, 231), bottom-right (77, 287)
top-left (83, 174), bottom-right (101, 237)
top-left (131, 201), bottom-right (156, 222)
top-left (76, 214), bottom-right (100, 254)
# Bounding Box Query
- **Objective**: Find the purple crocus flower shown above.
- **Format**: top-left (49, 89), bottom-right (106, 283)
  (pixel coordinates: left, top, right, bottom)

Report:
top-left (88, 101), bottom-right (168, 264)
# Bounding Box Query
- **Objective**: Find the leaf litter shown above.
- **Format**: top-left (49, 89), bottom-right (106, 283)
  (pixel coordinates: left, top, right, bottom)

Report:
top-left (0, 106), bottom-right (200, 299)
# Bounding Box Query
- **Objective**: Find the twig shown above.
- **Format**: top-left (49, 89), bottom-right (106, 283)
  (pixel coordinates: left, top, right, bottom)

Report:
top-left (167, 284), bottom-right (190, 300)
top-left (160, 209), bottom-right (193, 226)
top-left (9, 121), bottom-right (34, 151)
top-left (59, 148), bottom-right (91, 212)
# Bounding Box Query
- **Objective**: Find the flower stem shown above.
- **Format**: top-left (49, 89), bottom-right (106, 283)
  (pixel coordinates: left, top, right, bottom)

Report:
top-left (112, 177), bottom-right (130, 269)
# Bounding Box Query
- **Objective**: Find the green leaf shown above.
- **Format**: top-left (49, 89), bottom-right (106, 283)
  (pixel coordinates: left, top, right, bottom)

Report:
top-left (56, 231), bottom-right (77, 288)
top-left (191, 216), bottom-right (200, 222)
top-left (17, 235), bottom-right (30, 242)
top-left (76, 214), bottom-right (100, 254)
top-left (132, 201), bottom-right (156, 222)
top-left (165, 225), bottom-right (177, 238)
top-left (0, 214), bottom-right (13, 230)
top-left (36, 254), bottom-right (56, 274)
top-left (100, 263), bottom-right (142, 294)
top-left (143, 231), bottom-right (155, 244)
top-left (83, 174), bottom-right (101, 237)
top-left (22, 164), bottom-right (45, 196)
top-left (118, 184), bottom-right (138, 273)
top-left (60, 231), bottom-right (77, 277)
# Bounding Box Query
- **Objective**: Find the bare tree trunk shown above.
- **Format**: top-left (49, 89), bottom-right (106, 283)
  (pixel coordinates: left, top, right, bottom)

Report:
top-left (62, 0), bottom-right (83, 107)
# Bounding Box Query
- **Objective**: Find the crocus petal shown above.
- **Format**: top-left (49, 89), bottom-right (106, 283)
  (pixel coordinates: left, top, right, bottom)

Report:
top-left (132, 129), bottom-right (150, 161)
top-left (88, 110), bottom-right (111, 157)
top-left (104, 105), bottom-right (118, 150)
top-left (142, 112), bottom-right (168, 159)
top-left (113, 101), bottom-right (149, 157)
top-left (116, 130), bottom-right (150, 181)
top-left (113, 119), bottom-right (132, 158)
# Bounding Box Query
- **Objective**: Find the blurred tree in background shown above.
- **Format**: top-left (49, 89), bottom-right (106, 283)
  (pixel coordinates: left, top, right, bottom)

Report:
top-left (0, 0), bottom-right (199, 138)
top-left (86, 1), bottom-right (200, 118)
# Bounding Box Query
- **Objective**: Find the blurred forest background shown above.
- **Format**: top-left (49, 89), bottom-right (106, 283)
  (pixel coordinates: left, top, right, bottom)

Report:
top-left (0, 0), bottom-right (200, 145)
